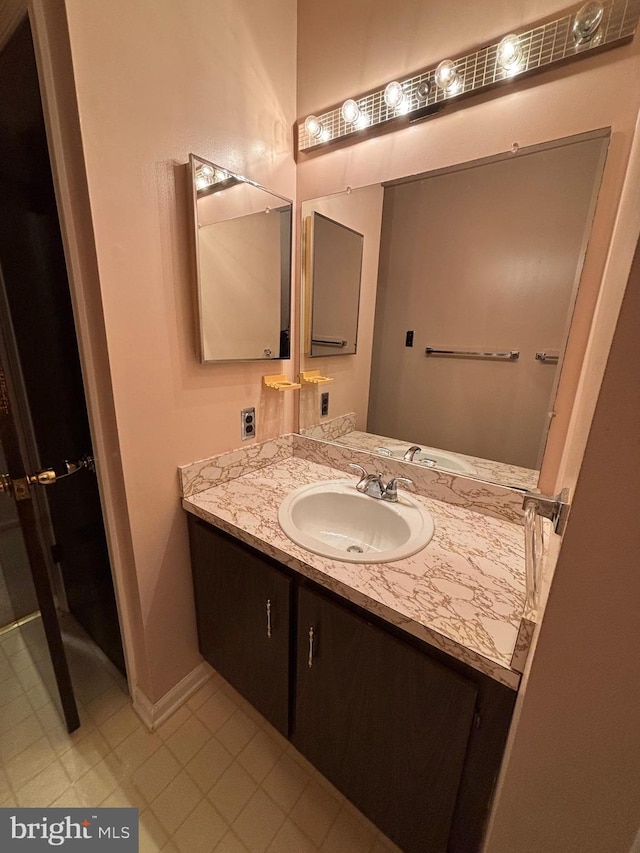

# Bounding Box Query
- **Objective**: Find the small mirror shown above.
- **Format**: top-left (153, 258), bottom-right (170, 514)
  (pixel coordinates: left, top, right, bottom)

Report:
top-left (189, 155), bottom-right (292, 362)
top-left (305, 212), bottom-right (363, 357)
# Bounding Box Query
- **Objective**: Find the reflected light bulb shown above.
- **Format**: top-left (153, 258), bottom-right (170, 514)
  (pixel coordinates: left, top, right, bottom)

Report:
top-left (497, 34), bottom-right (523, 71)
top-left (573, 1), bottom-right (604, 44)
top-left (434, 60), bottom-right (460, 93)
top-left (304, 115), bottom-right (323, 139)
top-left (384, 81), bottom-right (405, 109)
top-left (341, 99), bottom-right (361, 124)
top-left (200, 164), bottom-right (214, 177)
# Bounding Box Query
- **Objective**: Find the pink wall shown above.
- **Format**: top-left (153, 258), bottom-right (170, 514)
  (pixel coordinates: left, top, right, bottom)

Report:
top-left (61, 0), bottom-right (297, 702)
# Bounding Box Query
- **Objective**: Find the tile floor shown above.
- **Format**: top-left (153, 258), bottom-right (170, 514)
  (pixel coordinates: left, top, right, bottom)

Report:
top-left (0, 617), bottom-right (402, 852)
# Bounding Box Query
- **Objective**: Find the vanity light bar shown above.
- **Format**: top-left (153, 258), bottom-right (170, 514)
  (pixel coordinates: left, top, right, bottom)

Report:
top-left (297, 0), bottom-right (639, 153)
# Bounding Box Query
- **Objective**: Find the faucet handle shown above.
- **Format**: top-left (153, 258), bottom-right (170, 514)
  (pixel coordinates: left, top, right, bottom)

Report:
top-left (384, 476), bottom-right (414, 502)
top-left (348, 462), bottom-right (367, 476)
top-left (348, 462), bottom-right (368, 490)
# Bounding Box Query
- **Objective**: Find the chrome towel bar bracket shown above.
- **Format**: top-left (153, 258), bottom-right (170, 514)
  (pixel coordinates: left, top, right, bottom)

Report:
top-left (522, 488), bottom-right (570, 535)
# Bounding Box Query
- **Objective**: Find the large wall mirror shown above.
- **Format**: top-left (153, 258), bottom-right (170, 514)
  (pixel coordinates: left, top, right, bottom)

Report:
top-left (299, 130), bottom-right (609, 489)
top-left (189, 155), bottom-right (292, 362)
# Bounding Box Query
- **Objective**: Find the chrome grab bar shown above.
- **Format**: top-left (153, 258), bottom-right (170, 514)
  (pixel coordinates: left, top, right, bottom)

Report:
top-left (535, 351), bottom-right (560, 363)
top-left (523, 502), bottom-right (544, 612)
top-left (312, 337), bottom-right (347, 347)
top-left (425, 347), bottom-right (519, 360)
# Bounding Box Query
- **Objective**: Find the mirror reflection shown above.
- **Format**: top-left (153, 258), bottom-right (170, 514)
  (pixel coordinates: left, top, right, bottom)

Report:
top-left (305, 212), bottom-right (363, 357)
top-left (189, 155), bottom-right (292, 363)
top-left (299, 131), bottom-right (609, 488)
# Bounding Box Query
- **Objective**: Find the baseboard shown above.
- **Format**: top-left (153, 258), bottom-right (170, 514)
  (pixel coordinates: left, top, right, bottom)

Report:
top-left (132, 661), bottom-right (212, 731)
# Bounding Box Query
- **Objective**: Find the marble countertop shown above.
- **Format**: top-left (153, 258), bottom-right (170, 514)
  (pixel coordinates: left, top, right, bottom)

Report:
top-left (183, 455), bottom-right (527, 689)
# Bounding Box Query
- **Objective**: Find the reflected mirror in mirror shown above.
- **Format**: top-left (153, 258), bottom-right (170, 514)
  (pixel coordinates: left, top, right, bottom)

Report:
top-left (189, 155), bottom-right (292, 362)
top-left (305, 212), bottom-right (363, 357)
top-left (299, 130), bottom-right (609, 489)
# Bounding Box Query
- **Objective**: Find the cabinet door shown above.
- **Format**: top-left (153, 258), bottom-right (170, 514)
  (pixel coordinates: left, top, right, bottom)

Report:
top-left (188, 516), bottom-right (291, 735)
top-left (293, 585), bottom-right (478, 853)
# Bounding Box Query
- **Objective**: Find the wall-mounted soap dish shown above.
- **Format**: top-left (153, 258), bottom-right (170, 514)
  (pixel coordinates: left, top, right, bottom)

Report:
top-left (263, 374), bottom-right (302, 391)
top-left (300, 370), bottom-right (334, 385)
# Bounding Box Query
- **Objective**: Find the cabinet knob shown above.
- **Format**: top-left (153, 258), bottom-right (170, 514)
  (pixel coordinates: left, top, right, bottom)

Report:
top-left (308, 626), bottom-right (315, 668)
top-left (266, 599), bottom-right (272, 639)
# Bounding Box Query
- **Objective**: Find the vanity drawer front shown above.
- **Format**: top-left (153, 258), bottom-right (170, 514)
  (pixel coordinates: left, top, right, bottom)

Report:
top-left (293, 584), bottom-right (478, 853)
top-left (188, 516), bottom-right (291, 735)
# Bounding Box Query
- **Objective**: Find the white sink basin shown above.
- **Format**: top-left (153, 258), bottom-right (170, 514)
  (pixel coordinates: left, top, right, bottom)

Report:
top-left (377, 444), bottom-right (477, 475)
top-left (278, 480), bottom-right (435, 564)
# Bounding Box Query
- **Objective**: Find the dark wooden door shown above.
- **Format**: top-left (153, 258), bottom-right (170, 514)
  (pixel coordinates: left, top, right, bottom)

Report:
top-left (293, 585), bottom-right (478, 853)
top-left (188, 517), bottom-right (292, 735)
top-left (0, 326), bottom-right (79, 731)
top-left (0, 18), bottom-right (124, 673)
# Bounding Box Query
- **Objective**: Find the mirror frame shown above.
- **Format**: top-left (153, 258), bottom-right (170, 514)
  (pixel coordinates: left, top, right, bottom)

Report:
top-left (189, 154), bottom-right (293, 364)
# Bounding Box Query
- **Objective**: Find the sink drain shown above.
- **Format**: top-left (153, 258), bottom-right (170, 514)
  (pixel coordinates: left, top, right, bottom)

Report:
top-left (347, 545), bottom-right (364, 554)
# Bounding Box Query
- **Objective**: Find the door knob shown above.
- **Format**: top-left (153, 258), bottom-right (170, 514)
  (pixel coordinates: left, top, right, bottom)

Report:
top-left (0, 454), bottom-right (95, 499)
top-left (28, 469), bottom-right (57, 485)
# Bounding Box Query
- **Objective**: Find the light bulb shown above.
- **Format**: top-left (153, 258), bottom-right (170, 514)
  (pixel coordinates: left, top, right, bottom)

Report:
top-left (355, 112), bottom-right (370, 130)
top-left (497, 34), bottom-right (523, 71)
top-left (341, 99), bottom-right (361, 124)
top-left (434, 60), bottom-right (460, 93)
top-left (384, 81), bottom-right (405, 110)
top-left (573, 1), bottom-right (604, 44)
top-left (304, 115), bottom-right (323, 139)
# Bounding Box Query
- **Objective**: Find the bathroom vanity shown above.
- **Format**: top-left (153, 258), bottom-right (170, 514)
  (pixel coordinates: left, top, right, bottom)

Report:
top-left (181, 438), bottom-right (528, 853)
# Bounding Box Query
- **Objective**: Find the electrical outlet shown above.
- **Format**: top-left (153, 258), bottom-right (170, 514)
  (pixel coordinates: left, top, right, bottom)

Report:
top-left (321, 392), bottom-right (329, 417)
top-left (241, 407), bottom-right (256, 440)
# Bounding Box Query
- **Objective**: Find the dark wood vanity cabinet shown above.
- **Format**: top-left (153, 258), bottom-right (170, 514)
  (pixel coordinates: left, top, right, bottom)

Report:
top-left (188, 515), bottom-right (292, 735)
top-left (293, 585), bottom-right (478, 853)
top-left (187, 515), bottom-right (516, 852)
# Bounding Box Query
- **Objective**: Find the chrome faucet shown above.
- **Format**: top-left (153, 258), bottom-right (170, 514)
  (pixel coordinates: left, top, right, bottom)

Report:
top-left (349, 463), bottom-right (413, 502)
top-left (403, 445), bottom-right (422, 461)
top-left (349, 463), bottom-right (385, 498)
top-left (403, 445), bottom-right (438, 467)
